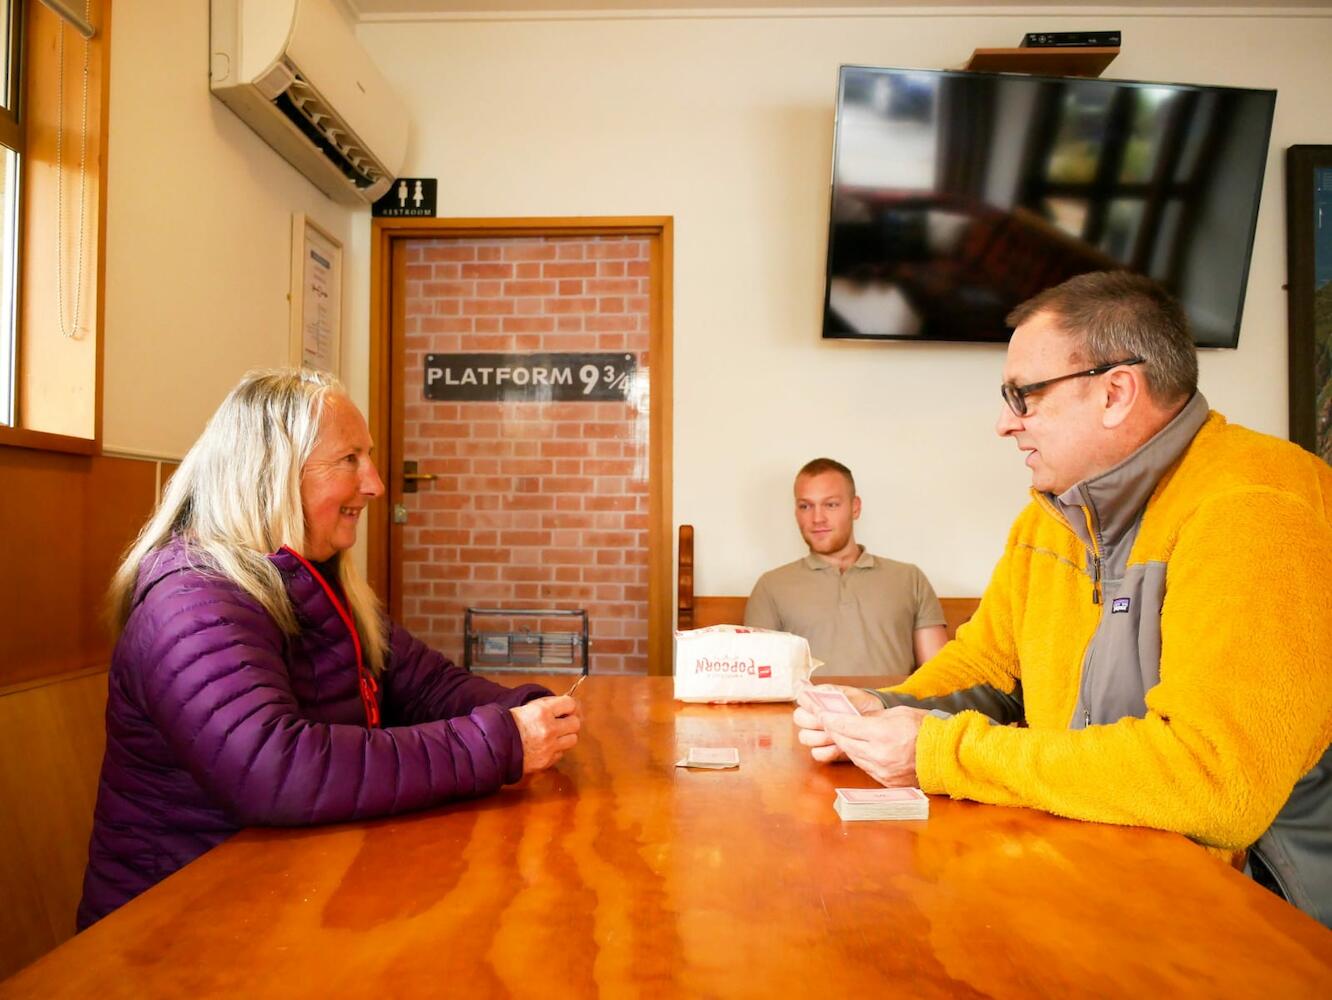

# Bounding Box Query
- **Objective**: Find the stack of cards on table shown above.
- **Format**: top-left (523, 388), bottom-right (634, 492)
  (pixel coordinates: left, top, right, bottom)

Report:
top-left (675, 747), bottom-right (740, 770)
top-left (834, 787), bottom-right (929, 821)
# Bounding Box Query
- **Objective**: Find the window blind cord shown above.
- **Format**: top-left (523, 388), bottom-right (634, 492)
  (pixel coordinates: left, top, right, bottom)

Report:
top-left (55, 1), bottom-right (90, 341)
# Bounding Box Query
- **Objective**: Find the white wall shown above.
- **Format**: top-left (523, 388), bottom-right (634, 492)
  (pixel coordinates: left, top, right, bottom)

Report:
top-left (101, 0), bottom-right (358, 460)
top-left (353, 7), bottom-right (1332, 597)
top-left (95, 4), bottom-right (1332, 598)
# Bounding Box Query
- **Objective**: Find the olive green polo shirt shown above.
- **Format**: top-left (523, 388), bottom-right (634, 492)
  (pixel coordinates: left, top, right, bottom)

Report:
top-left (743, 549), bottom-right (945, 676)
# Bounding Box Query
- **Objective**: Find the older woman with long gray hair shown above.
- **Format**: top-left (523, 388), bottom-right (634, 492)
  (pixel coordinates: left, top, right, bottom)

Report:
top-left (78, 368), bottom-right (580, 927)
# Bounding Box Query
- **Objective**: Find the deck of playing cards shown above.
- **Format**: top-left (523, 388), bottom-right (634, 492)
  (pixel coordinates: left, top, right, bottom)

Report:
top-left (806, 687), bottom-right (861, 715)
top-left (675, 747), bottom-right (741, 770)
top-left (833, 787), bottom-right (929, 821)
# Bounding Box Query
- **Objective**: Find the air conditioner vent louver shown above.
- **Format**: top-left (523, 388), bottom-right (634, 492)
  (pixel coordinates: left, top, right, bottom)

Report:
top-left (275, 72), bottom-right (382, 190)
top-left (209, 0), bottom-right (408, 205)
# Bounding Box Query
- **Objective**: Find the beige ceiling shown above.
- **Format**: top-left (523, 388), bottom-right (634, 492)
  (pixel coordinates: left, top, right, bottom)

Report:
top-left (350, 0), bottom-right (1332, 15)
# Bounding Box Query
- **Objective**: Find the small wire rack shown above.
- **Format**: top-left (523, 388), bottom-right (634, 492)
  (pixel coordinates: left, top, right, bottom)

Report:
top-left (463, 607), bottom-right (589, 675)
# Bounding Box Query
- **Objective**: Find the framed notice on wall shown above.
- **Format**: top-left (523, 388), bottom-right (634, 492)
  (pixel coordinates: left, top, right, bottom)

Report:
top-left (289, 214), bottom-right (342, 377)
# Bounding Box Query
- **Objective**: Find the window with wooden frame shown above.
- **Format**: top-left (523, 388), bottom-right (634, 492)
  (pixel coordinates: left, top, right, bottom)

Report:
top-left (0, 0), bottom-right (107, 454)
top-left (1015, 84), bottom-right (1232, 285)
top-left (0, 0), bottom-right (22, 428)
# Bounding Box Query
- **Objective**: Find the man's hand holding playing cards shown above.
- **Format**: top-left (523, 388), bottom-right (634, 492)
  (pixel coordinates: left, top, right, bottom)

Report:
top-left (794, 685), bottom-right (929, 786)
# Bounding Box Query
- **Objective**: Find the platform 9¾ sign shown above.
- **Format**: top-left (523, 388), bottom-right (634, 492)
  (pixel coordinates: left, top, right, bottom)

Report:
top-left (424, 353), bottom-right (637, 402)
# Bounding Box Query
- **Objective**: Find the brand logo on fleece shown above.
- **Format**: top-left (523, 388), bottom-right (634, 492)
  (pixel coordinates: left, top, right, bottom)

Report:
top-left (1111, 597), bottom-right (1131, 614)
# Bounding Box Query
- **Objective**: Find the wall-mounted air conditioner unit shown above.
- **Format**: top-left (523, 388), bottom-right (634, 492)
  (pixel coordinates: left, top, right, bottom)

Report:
top-left (209, 0), bottom-right (408, 205)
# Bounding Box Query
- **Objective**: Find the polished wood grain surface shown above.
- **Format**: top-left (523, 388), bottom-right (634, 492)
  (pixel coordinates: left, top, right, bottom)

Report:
top-left (4, 676), bottom-right (1329, 997)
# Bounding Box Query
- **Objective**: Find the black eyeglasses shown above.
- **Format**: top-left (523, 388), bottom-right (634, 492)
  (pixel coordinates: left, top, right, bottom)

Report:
top-left (1001, 358), bottom-right (1145, 417)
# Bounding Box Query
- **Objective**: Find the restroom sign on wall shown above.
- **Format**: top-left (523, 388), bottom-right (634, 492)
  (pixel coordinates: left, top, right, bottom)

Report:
top-left (424, 353), bottom-right (637, 402)
top-left (372, 178), bottom-right (438, 217)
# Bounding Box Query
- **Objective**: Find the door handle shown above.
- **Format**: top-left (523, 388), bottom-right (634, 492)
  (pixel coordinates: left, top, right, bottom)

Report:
top-left (402, 460), bottom-right (436, 494)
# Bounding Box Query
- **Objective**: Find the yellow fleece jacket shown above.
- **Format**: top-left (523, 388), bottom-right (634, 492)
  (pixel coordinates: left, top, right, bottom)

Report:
top-left (892, 412), bottom-right (1332, 858)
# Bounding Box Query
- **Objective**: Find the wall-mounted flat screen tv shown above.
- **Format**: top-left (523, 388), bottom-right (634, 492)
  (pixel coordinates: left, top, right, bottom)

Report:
top-left (822, 66), bottom-right (1276, 348)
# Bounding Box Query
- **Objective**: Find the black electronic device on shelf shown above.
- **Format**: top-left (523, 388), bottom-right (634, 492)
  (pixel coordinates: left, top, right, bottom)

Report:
top-left (1021, 31), bottom-right (1121, 48)
top-left (822, 65), bottom-right (1276, 348)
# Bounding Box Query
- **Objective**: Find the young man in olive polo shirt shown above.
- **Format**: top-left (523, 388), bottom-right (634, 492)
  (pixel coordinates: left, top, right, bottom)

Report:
top-left (744, 458), bottom-right (948, 677)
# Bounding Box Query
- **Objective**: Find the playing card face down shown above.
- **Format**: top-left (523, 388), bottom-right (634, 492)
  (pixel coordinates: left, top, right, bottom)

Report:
top-left (673, 625), bottom-right (819, 703)
top-left (807, 688), bottom-right (860, 715)
top-left (674, 747), bottom-right (742, 769)
top-left (837, 787), bottom-right (925, 804)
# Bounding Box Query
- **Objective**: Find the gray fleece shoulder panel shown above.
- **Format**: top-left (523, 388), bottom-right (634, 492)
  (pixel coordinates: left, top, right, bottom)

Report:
top-left (870, 681), bottom-right (1025, 726)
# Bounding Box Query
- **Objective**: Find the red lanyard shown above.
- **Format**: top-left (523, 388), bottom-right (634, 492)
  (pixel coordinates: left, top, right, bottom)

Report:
top-left (280, 547), bottom-right (380, 728)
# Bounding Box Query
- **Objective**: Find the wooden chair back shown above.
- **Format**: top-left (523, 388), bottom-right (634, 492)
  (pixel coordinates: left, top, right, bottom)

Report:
top-left (939, 597), bottom-right (981, 640)
top-left (677, 524), bottom-right (980, 639)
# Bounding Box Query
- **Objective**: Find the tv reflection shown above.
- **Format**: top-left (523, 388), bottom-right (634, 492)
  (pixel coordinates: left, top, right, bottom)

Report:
top-left (825, 68), bottom-right (1275, 347)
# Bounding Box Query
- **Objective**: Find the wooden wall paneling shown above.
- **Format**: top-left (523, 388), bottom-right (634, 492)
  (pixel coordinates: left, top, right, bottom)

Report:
top-left (158, 460), bottom-right (179, 500)
top-left (0, 450), bottom-right (156, 688)
top-left (0, 669), bottom-right (109, 979)
top-left (0, 448), bottom-right (169, 978)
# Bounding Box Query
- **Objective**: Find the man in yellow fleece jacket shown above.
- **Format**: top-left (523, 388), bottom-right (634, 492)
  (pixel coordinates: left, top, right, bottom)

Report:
top-left (795, 271), bottom-right (1332, 928)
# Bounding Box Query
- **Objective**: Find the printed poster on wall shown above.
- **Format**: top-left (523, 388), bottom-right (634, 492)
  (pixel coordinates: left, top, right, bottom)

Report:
top-left (289, 215), bottom-right (342, 376)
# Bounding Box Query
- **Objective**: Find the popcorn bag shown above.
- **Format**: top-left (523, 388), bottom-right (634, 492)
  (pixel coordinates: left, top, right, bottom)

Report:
top-left (673, 625), bottom-right (820, 703)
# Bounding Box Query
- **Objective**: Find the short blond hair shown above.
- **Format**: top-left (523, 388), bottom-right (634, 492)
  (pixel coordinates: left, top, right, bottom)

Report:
top-left (796, 457), bottom-right (856, 496)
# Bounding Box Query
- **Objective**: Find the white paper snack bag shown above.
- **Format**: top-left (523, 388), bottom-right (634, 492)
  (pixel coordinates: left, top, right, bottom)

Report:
top-left (673, 625), bottom-right (819, 703)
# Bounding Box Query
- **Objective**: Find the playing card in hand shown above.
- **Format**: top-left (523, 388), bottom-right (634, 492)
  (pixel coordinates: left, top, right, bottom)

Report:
top-left (807, 687), bottom-right (861, 716)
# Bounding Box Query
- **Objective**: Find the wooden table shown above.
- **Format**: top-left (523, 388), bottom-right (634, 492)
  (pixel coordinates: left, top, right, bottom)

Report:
top-left (4, 676), bottom-right (1330, 997)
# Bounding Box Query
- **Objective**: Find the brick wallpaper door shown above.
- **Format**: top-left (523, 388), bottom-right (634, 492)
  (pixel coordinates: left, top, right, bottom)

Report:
top-left (395, 235), bottom-right (653, 674)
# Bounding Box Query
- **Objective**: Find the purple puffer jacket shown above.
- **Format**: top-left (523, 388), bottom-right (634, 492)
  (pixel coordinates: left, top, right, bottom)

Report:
top-left (77, 539), bottom-right (549, 928)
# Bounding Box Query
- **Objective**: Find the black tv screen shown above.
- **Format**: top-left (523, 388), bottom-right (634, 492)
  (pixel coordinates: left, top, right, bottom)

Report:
top-left (822, 66), bottom-right (1276, 348)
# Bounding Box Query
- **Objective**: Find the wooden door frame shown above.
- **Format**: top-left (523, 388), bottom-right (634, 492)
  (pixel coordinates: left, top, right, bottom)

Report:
top-left (368, 217), bottom-right (674, 675)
